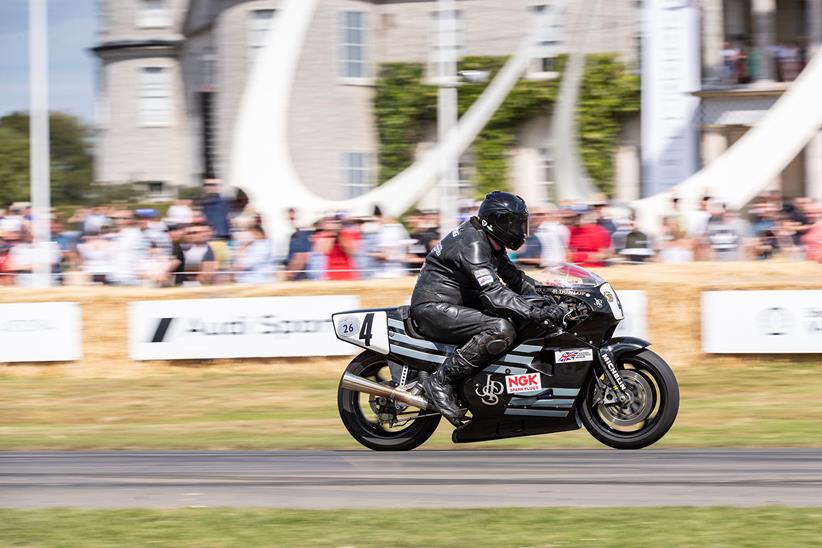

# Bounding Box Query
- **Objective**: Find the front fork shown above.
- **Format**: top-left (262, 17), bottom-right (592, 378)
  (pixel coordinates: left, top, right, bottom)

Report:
top-left (596, 346), bottom-right (630, 405)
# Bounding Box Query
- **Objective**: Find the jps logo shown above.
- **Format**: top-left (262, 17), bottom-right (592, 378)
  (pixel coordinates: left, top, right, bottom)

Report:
top-left (505, 372), bottom-right (542, 394)
top-left (475, 375), bottom-right (504, 405)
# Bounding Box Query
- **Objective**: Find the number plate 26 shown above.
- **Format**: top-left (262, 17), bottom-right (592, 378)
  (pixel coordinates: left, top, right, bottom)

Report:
top-left (332, 311), bottom-right (390, 355)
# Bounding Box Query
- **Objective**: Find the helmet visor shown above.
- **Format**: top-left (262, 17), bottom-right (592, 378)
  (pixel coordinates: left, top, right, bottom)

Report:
top-left (499, 212), bottom-right (529, 241)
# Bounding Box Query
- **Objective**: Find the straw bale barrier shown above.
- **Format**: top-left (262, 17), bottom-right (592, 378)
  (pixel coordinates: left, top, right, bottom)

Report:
top-left (1, 261), bottom-right (820, 376)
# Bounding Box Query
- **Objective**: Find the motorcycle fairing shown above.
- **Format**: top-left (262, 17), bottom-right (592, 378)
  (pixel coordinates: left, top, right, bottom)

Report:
top-left (378, 306), bottom-right (596, 443)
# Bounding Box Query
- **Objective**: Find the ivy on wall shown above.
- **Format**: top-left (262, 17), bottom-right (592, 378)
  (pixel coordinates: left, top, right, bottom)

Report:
top-left (373, 54), bottom-right (639, 198)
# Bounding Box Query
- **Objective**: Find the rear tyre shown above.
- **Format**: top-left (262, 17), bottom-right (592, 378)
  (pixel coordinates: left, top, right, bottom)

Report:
top-left (338, 351), bottom-right (441, 451)
top-left (579, 349), bottom-right (679, 450)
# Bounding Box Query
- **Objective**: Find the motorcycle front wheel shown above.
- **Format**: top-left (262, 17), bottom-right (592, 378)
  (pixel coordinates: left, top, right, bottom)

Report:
top-left (338, 351), bottom-right (441, 451)
top-left (579, 349), bottom-right (679, 450)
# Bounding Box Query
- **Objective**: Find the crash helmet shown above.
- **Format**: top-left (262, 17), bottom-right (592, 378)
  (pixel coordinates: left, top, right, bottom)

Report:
top-left (477, 191), bottom-right (529, 250)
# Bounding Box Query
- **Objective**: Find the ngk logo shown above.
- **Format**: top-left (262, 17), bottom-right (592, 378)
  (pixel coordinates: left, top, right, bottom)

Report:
top-left (505, 372), bottom-right (542, 394)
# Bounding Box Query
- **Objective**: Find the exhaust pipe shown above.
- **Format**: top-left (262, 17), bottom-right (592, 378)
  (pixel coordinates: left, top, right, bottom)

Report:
top-left (341, 372), bottom-right (429, 410)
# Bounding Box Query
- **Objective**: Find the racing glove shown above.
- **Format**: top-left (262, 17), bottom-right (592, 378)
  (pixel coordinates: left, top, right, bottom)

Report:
top-left (529, 304), bottom-right (565, 327)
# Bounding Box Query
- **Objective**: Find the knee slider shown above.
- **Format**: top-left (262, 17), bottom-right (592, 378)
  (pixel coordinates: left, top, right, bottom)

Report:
top-left (484, 319), bottom-right (516, 355)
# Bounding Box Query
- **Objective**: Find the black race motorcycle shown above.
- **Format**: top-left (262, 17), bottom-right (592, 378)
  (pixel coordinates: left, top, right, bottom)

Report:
top-left (332, 264), bottom-right (679, 451)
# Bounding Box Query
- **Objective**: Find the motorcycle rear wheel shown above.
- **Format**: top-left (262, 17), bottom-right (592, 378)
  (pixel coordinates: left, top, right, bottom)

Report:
top-left (338, 351), bottom-right (441, 451)
top-left (579, 349), bottom-right (679, 450)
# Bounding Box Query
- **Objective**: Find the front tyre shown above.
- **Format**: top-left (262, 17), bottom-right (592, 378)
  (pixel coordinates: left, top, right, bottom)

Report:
top-left (338, 351), bottom-right (441, 451)
top-left (580, 349), bottom-right (679, 450)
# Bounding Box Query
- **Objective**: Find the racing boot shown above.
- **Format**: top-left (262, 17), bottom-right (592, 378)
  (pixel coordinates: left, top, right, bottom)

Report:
top-left (422, 351), bottom-right (476, 426)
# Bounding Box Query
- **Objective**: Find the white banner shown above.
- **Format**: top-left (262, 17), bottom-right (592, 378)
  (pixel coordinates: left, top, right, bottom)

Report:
top-left (0, 303), bottom-right (82, 362)
top-left (641, 0), bottom-right (700, 195)
top-left (613, 290), bottom-right (647, 339)
top-left (702, 291), bottom-right (822, 353)
top-left (129, 296), bottom-right (360, 360)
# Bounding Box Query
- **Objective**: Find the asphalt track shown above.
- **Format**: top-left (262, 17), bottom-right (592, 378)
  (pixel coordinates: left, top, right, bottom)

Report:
top-left (2, 449), bottom-right (821, 508)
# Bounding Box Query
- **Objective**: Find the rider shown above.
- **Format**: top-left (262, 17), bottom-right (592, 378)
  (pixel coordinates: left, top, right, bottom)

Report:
top-left (410, 191), bottom-right (564, 423)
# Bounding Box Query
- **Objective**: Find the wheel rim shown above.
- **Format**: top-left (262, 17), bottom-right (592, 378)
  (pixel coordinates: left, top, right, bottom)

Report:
top-left (348, 360), bottom-right (425, 438)
top-left (587, 358), bottom-right (666, 437)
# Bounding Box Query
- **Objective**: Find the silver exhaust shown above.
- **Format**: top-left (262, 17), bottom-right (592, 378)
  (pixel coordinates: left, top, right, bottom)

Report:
top-left (341, 372), bottom-right (429, 410)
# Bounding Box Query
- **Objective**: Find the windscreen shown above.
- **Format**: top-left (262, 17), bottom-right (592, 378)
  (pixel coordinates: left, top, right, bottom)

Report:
top-left (538, 263), bottom-right (606, 288)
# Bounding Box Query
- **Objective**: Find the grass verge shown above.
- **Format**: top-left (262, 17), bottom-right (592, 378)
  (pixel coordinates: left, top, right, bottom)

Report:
top-left (2, 507), bottom-right (822, 547)
top-left (2, 361), bottom-right (822, 450)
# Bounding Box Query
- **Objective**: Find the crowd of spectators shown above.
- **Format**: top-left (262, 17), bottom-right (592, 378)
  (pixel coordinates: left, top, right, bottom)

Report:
top-left (718, 40), bottom-right (807, 85)
top-left (1, 183), bottom-right (820, 287)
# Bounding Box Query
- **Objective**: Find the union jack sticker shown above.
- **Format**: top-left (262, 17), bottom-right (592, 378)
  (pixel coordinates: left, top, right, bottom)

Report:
top-left (554, 348), bottom-right (594, 363)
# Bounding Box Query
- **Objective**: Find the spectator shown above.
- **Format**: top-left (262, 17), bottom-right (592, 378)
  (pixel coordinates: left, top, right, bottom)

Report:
top-left (136, 209), bottom-right (171, 252)
top-left (613, 213), bottom-right (654, 263)
top-left (373, 206), bottom-right (411, 278)
top-left (720, 42), bottom-right (738, 83)
top-left (657, 216), bottom-right (694, 263)
top-left (515, 212), bottom-right (544, 268)
top-left (167, 223), bottom-right (186, 286)
top-left (314, 215), bottom-right (359, 281)
top-left (590, 196), bottom-right (617, 234)
top-left (687, 195), bottom-right (713, 238)
top-left (76, 227), bottom-right (112, 284)
top-left (283, 208), bottom-right (313, 281)
top-left (181, 222), bottom-right (217, 285)
top-left (0, 234), bottom-right (11, 286)
top-left (0, 204), bottom-right (25, 234)
top-left (355, 209), bottom-right (382, 279)
top-left (567, 208), bottom-right (611, 267)
top-left (534, 205), bottom-right (569, 267)
top-left (406, 209), bottom-right (440, 270)
top-left (200, 178), bottom-right (231, 240)
top-left (138, 242), bottom-right (175, 287)
top-left (801, 202), bottom-right (822, 262)
top-left (6, 226), bottom-right (61, 286)
top-left (166, 199), bottom-right (194, 226)
top-left (108, 210), bottom-right (148, 285)
top-left (234, 225), bottom-right (275, 284)
top-left (82, 206), bottom-right (109, 235)
top-left (705, 205), bottom-right (751, 261)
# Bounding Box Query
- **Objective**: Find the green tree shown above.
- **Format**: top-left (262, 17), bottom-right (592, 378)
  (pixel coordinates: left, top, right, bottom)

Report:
top-left (0, 112), bottom-right (94, 206)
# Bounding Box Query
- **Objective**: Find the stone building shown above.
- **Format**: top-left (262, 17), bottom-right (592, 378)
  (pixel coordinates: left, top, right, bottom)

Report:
top-left (93, 0), bottom-right (641, 203)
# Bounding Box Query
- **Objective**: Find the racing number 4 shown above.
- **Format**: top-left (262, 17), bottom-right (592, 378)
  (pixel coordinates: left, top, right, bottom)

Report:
top-left (359, 313), bottom-right (374, 347)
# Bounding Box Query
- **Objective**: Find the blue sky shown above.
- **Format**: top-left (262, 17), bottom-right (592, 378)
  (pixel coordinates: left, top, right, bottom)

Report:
top-left (0, 0), bottom-right (97, 122)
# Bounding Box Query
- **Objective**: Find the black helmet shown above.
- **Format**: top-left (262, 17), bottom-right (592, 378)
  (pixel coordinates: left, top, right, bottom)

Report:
top-left (477, 191), bottom-right (529, 250)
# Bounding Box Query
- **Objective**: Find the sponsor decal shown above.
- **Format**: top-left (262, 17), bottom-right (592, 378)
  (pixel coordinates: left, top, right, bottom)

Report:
top-left (548, 288), bottom-right (590, 297)
top-left (474, 268), bottom-right (494, 288)
top-left (554, 348), bottom-right (594, 363)
top-left (481, 219), bottom-right (494, 232)
top-left (594, 298), bottom-right (604, 309)
top-left (601, 351), bottom-right (627, 391)
top-left (475, 375), bottom-right (505, 405)
top-left (756, 307), bottom-right (793, 336)
top-left (336, 316), bottom-right (361, 338)
top-left (603, 290), bottom-right (614, 303)
top-left (505, 372), bottom-right (542, 394)
top-left (451, 226), bottom-right (461, 237)
top-left (433, 242), bottom-right (443, 256)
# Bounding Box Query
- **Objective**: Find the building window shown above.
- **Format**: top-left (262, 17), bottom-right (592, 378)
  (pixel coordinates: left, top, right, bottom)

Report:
top-left (537, 146), bottom-right (556, 203)
top-left (248, 9), bottom-right (276, 65)
top-left (340, 11), bottom-right (368, 79)
top-left (429, 8), bottom-right (464, 83)
top-left (144, 181), bottom-right (165, 196)
top-left (528, 3), bottom-right (563, 79)
top-left (137, 0), bottom-right (171, 29)
top-left (138, 67), bottom-right (173, 127)
top-left (342, 152), bottom-right (374, 198)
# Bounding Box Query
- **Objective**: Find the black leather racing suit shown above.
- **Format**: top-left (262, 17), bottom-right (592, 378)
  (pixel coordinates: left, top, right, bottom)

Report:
top-left (410, 217), bottom-right (542, 366)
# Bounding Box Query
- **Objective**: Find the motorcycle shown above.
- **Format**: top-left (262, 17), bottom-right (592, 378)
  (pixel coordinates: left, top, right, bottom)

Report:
top-left (332, 263), bottom-right (679, 451)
